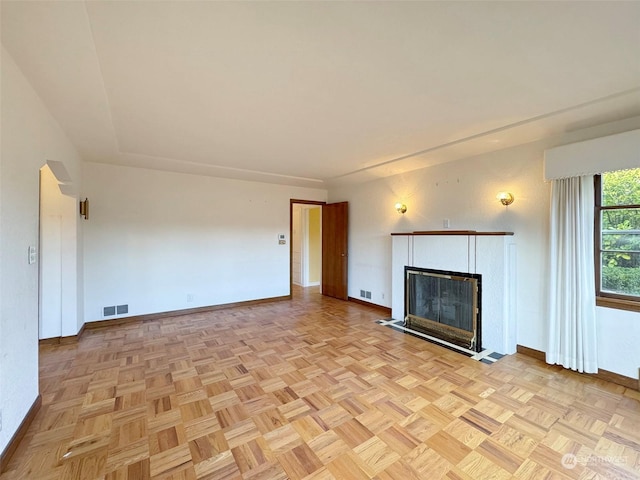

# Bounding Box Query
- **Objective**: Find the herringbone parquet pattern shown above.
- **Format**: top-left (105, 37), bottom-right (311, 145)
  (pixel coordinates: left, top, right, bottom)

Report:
top-left (2, 287), bottom-right (639, 479)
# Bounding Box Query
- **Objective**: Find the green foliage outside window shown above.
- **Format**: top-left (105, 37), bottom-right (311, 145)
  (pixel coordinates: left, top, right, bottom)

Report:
top-left (600, 168), bottom-right (640, 296)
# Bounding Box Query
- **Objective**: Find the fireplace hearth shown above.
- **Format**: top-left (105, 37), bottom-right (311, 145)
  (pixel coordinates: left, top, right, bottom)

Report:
top-left (405, 266), bottom-right (481, 352)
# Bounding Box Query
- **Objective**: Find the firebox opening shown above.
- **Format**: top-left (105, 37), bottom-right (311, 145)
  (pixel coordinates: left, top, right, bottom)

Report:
top-left (404, 266), bottom-right (482, 352)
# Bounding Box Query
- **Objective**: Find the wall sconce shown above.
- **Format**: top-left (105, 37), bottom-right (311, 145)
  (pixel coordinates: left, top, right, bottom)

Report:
top-left (395, 202), bottom-right (407, 214)
top-left (496, 192), bottom-right (514, 206)
top-left (79, 198), bottom-right (89, 219)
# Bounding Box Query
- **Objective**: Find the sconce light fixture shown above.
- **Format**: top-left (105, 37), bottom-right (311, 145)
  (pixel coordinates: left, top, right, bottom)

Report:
top-left (496, 192), bottom-right (514, 206)
top-left (79, 198), bottom-right (89, 219)
top-left (395, 202), bottom-right (407, 214)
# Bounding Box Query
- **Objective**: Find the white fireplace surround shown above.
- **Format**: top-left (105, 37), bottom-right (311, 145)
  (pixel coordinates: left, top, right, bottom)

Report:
top-left (391, 232), bottom-right (517, 355)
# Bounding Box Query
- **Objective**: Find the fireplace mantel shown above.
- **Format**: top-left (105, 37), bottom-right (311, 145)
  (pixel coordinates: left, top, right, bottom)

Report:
top-left (391, 230), bottom-right (514, 236)
top-left (391, 232), bottom-right (516, 354)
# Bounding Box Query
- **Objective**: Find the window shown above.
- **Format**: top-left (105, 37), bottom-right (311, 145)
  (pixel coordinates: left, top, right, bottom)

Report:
top-left (595, 168), bottom-right (640, 309)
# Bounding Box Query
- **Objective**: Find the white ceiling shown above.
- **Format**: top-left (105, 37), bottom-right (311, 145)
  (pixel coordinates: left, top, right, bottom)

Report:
top-left (2, 1), bottom-right (640, 188)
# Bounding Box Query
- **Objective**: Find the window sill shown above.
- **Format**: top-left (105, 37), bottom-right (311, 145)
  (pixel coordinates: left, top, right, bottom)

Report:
top-left (596, 296), bottom-right (640, 313)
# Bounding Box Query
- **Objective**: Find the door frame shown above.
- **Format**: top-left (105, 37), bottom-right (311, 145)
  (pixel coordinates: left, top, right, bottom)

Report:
top-left (289, 199), bottom-right (326, 297)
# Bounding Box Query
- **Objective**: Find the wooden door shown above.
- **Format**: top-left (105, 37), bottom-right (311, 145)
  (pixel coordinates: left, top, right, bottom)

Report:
top-left (322, 202), bottom-right (348, 300)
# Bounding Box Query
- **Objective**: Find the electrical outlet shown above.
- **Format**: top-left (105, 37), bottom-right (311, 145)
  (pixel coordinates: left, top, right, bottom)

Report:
top-left (187, 294), bottom-right (195, 303)
top-left (0, 409), bottom-right (3, 432)
top-left (381, 293), bottom-right (385, 300)
top-left (443, 219), bottom-right (450, 228)
top-left (28, 245), bottom-right (37, 264)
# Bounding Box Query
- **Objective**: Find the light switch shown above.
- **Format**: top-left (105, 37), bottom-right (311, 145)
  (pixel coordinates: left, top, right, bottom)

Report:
top-left (28, 245), bottom-right (37, 264)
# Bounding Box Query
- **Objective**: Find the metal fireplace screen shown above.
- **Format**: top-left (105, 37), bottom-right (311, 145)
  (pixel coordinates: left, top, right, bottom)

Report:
top-left (405, 267), bottom-right (481, 352)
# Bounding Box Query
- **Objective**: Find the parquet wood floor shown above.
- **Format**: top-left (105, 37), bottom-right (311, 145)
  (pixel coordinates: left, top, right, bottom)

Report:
top-left (2, 287), bottom-right (640, 479)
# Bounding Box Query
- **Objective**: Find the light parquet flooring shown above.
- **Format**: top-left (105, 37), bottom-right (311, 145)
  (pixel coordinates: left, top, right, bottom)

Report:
top-left (3, 287), bottom-right (640, 479)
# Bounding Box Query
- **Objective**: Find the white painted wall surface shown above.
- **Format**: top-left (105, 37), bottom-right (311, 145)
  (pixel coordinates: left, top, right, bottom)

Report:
top-left (330, 116), bottom-right (640, 379)
top-left (83, 163), bottom-right (327, 322)
top-left (39, 212), bottom-right (62, 338)
top-left (60, 194), bottom-right (80, 337)
top-left (596, 307), bottom-right (640, 378)
top-left (0, 47), bottom-right (83, 453)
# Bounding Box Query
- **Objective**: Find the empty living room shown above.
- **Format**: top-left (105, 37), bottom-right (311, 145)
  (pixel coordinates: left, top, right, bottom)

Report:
top-left (1, 1), bottom-right (639, 479)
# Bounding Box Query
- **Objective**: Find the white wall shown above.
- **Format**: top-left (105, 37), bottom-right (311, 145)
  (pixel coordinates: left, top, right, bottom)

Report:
top-left (329, 117), bottom-right (640, 379)
top-left (82, 163), bottom-right (327, 322)
top-left (0, 47), bottom-right (83, 453)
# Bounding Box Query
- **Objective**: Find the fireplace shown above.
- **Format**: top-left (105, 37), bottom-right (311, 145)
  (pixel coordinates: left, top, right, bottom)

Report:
top-left (405, 266), bottom-right (481, 352)
top-left (392, 232), bottom-right (515, 354)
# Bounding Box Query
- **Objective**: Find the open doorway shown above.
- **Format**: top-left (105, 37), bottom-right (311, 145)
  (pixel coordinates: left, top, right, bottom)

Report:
top-left (290, 199), bottom-right (349, 300)
top-left (292, 203), bottom-right (322, 288)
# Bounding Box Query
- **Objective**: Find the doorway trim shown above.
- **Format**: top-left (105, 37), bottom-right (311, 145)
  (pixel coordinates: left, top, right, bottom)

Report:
top-left (289, 199), bottom-right (326, 298)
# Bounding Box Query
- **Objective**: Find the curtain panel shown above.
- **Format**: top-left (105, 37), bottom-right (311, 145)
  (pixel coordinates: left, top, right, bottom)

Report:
top-left (547, 175), bottom-right (598, 373)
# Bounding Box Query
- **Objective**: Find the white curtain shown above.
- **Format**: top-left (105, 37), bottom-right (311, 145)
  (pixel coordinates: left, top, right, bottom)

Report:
top-left (547, 175), bottom-right (598, 373)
